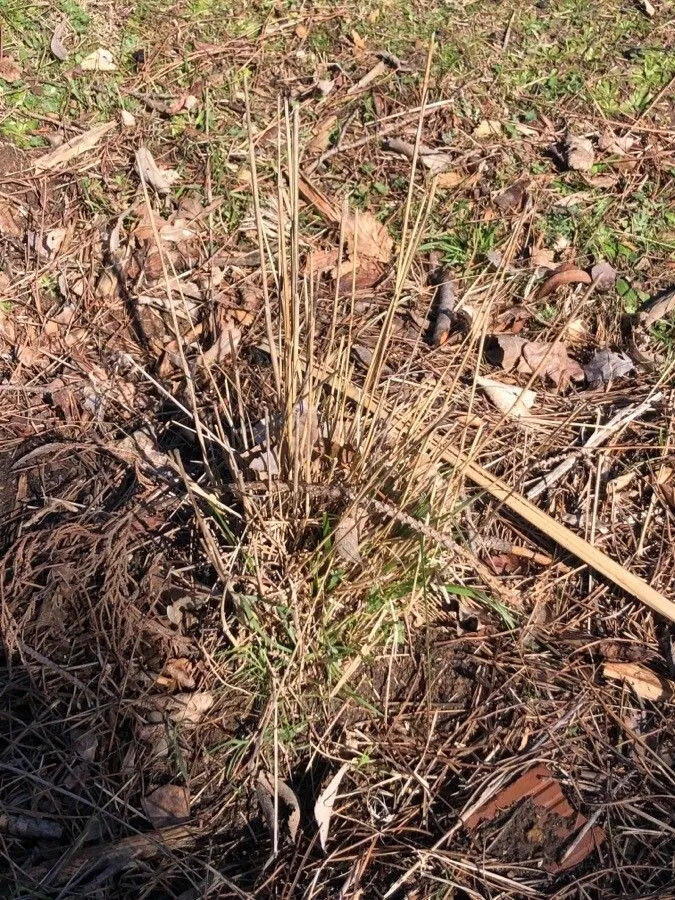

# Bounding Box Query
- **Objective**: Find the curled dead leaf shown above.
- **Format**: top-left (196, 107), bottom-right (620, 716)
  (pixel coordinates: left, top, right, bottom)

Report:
top-left (476, 376), bottom-right (537, 419)
top-left (79, 48), bottom-right (117, 72)
top-left (315, 763), bottom-right (350, 851)
top-left (168, 691), bottom-right (213, 725)
top-left (603, 662), bottom-right (672, 701)
top-left (536, 264), bottom-right (592, 299)
top-left (51, 21), bottom-right (70, 61)
top-left (257, 771), bottom-right (301, 844)
top-left (344, 209), bottom-right (393, 264)
top-left (583, 349), bottom-right (634, 388)
top-left (486, 334), bottom-right (584, 389)
top-left (135, 147), bottom-right (181, 195)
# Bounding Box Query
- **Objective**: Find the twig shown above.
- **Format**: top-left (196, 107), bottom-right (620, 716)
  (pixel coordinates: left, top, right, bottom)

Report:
top-left (526, 393), bottom-right (662, 500)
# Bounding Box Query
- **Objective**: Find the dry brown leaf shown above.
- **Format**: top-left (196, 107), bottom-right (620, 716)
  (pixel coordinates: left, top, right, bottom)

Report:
top-left (302, 248), bottom-right (340, 276)
top-left (257, 771), bottom-right (301, 843)
top-left (307, 115), bottom-right (337, 154)
top-left (79, 48), bottom-right (116, 72)
top-left (295, 23), bottom-right (308, 39)
top-left (162, 658), bottom-right (196, 690)
top-left (334, 513), bottom-right (363, 565)
top-left (536, 264), bottom-right (592, 299)
top-left (487, 335), bottom-right (584, 388)
top-left (0, 55), bottom-right (22, 82)
top-left (315, 763), bottom-right (350, 851)
top-left (382, 138), bottom-right (454, 175)
top-left (135, 147), bottom-right (181, 195)
top-left (603, 662), bottom-right (672, 701)
top-left (566, 135), bottom-right (595, 172)
top-left (350, 29), bottom-right (366, 50)
top-left (142, 785), bottom-right (190, 828)
top-left (493, 180), bottom-right (528, 214)
top-left (51, 21), bottom-right (70, 61)
top-left (34, 121), bottom-right (116, 173)
top-left (0, 201), bottom-right (23, 237)
top-left (168, 691), bottom-right (213, 725)
top-left (344, 210), bottom-right (392, 264)
top-left (476, 375), bottom-right (537, 419)
top-left (583, 349), bottom-right (634, 388)
top-left (436, 170), bottom-right (470, 189)
top-left (200, 324), bottom-right (241, 368)
top-left (598, 130), bottom-right (635, 156)
top-left (473, 119), bottom-right (502, 139)
top-left (531, 248), bottom-right (557, 270)
top-left (639, 288), bottom-right (675, 328)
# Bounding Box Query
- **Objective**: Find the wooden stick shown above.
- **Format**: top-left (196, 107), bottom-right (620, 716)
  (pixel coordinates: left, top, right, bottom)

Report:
top-left (257, 342), bottom-right (675, 623)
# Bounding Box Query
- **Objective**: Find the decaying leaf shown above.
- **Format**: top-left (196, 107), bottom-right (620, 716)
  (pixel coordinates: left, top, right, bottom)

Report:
top-left (334, 513), bottom-right (363, 565)
top-left (34, 121), bottom-right (116, 173)
top-left (591, 261), bottom-right (617, 292)
top-left (79, 48), bottom-right (117, 72)
top-left (536, 263), bottom-right (592, 299)
top-left (583, 349), bottom-right (635, 388)
top-left (51, 21), bottom-right (70, 61)
top-left (638, 288), bottom-right (675, 328)
top-left (473, 120), bottom-right (502, 139)
top-left (566, 134), bottom-right (595, 172)
top-left (315, 763), bottom-right (350, 851)
top-left (0, 55), bottom-right (22, 82)
top-left (603, 662), bottom-right (673, 701)
top-left (257, 771), bottom-right (301, 844)
top-left (382, 137), bottom-right (454, 175)
top-left (135, 147), bottom-right (181, 195)
top-left (142, 784), bottom-right (190, 828)
top-left (486, 335), bottom-right (584, 389)
top-left (476, 376), bottom-right (537, 418)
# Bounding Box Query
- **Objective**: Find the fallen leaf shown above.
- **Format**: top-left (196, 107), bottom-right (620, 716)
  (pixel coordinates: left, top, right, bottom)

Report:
top-left (79, 48), bottom-right (117, 72)
top-left (295, 23), bottom-right (308, 39)
top-left (536, 264), bottom-right (592, 299)
top-left (34, 121), bottom-right (116, 173)
top-left (638, 288), bottom-right (675, 327)
top-left (476, 375), bottom-right (537, 418)
top-left (120, 109), bottom-right (136, 128)
top-left (344, 210), bottom-right (392, 264)
top-left (436, 170), bottom-right (471, 189)
top-left (603, 662), bottom-right (672, 701)
top-left (142, 784), bottom-right (190, 828)
top-left (162, 657), bottom-right (196, 690)
top-left (487, 335), bottom-right (585, 389)
top-left (0, 55), bottom-right (22, 82)
top-left (28, 227), bottom-right (67, 259)
top-left (307, 115), bottom-right (337, 154)
top-left (200, 324), bottom-right (241, 368)
top-left (493, 180), bottom-right (528, 214)
top-left (382, 138), bottom-right (454, 175)
top-left (566, 134), bottom-right (595, 172)
top-left (257, 771), bottom-right (301, 844)
top-left (473, 119), bottom-right (502, 139)
top-left (0, 201), bottom-right (23, 237)
top-left (608, 471), bottom-right (635, 494)
top-left (598, 130), bottom-right (635, 156)
top-left (135, 147), bottom-right (181, 195)
top-left (168, 691), bottom-right (213, 725)
top-left (51, 21), bottom-right (70, 61)
top-left (591, 261), bottom-right (617, 292)
top-left (531, 248), bottom-right (557, 270)
top-left (350, 29), bottom-right (366, 50)
top-left (315, 763), bottom-right (350, 851)
top-left (302, 248), bottom-right (340, 276)
top-left (334, 513), bottom-right (363, 565)
top-left (583, 349), bottom-right (635, 388)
